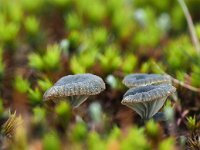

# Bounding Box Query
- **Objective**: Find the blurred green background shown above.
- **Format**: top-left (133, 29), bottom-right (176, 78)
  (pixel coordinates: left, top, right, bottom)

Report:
top-left (0, 0), bottom-right (200, 149)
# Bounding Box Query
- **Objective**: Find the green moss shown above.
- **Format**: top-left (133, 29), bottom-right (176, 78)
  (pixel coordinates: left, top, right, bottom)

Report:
top-left (38, 78), bottom-right (53, 91)
top-left (87, 131), bottom-right (106, 150)
top-left (158, 138), bottom-right (175, 150)
top-left (145, 120), bottom-right (159, 138)
top-left (0, 21), bottom-right (19, 43)
top-left (65, 13), bottom-right (82, 30)
top-left (20, 0), bottom-right (45, 12)
top-left (76, 0), bottom-right (106, 23)
top-left (120, 127), bottom-right (150, 150)
top-left (28, 88), bottom-right (42, 105)
top-left (28, 53), bottom-right (44, 70)
top-left (42, 131), bottom-right (61, 150)
top-left (28, 44), bottom-right (61, 71)
top-left (49, 0), bottom-right (70, 8)
top-left (70, 48), bottom-right (98, 74)
top-left (33, 106), bottom-right (46, 124)
top-left (165, 36), bottom-right (196, 72)
top-left (122, 54), bottom-right (137, 74)
top-left (92, 28), bottom-right (108, 46)
top-left (24, 16), bottom-right (39, 35)
top-left (98, 45), bottom-right (122, 72)
top-left (14, 75), bottom-right (30, 93)
top-left (107, 126), bottom-right (121, 140)
top-left (43, 44), bottom-right (61, 70)
top-left (191, 65), bottom-right (200, 87)
top-left (0, 47), bottom-right (4, 79)
top-left (71, 122), bottom-right (88, 142)
top-left (186, 116), bottom-right (199, 131)
top-left (0, 0), bottom-right (198, 149)
top-left (55, 101), bottom-right (71, 123)
top-left (0, 98), bottom-right (3, 116)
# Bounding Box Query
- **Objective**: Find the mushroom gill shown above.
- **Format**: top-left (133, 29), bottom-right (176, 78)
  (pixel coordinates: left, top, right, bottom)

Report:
top-left (121, 84), bottom-right (176, 120)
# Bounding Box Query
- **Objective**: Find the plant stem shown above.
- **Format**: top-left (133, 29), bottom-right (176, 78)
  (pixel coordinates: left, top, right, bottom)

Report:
top-left (153, 62), bottom-right (200, 92)
top-left (177, 0), bottom-right (200, 54)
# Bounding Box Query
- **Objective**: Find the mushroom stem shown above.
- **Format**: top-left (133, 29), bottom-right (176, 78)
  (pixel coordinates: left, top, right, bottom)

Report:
top-left (69, 96), bottom-right (89, 109)
top-left (152, 112), bottom-right (167, 122)
top-left (142, 112), bottom-right (166, 123)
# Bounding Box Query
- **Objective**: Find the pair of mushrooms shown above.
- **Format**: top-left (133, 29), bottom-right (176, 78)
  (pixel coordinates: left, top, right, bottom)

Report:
top-left (43, 73), bottom-right (176, 120)
top-left (122, 74), bottom-right (176, 120)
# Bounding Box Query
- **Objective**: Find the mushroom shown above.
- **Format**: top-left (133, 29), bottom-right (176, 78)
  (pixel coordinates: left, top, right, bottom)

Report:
top-left (122, 73), bottom-right (171, 88)
top-left (121, 84), bottom-right (176, 120)
top-left (43, 74), bottom-right (105, 108)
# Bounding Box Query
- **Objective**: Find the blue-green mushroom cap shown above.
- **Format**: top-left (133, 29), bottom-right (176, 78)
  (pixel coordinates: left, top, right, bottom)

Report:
top-left (123, 73), bottom-right (171, 88)
top-left (43, 74), bottom-right (106, 108)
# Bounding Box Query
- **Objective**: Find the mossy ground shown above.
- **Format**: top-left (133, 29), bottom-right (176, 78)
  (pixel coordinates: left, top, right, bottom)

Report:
top-left (0, 0), bottom-right (200, 149)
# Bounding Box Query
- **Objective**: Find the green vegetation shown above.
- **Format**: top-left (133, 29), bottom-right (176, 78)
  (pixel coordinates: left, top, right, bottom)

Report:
top-left (0, 0), bottom-right (200, 149)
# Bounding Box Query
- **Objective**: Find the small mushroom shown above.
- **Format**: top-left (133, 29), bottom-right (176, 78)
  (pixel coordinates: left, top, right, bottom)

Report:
top-left (43, 74), bottom-right (105, 108)
top-left (121, 84), bottom-right (176, 120)
top-left (122, 73), bottom-right (171, 88)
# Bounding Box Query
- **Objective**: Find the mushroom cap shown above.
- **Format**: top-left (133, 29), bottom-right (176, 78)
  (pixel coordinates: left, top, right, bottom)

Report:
top-left (121, 84), bottom-right (176, 119)
top-left (122, 73), bottom-right (171, 88)
top-left (43, 74), bottom-right (106, 101)
top-left (122, 84), bottom-right (176, 103)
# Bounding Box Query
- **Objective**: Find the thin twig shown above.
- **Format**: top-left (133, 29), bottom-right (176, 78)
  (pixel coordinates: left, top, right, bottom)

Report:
top-left (177, 0), bottom-right (200, 54)
top-left (153, 62), bottom-right (200, 93)
top-left (171, 77), bottom-right (200, 92)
